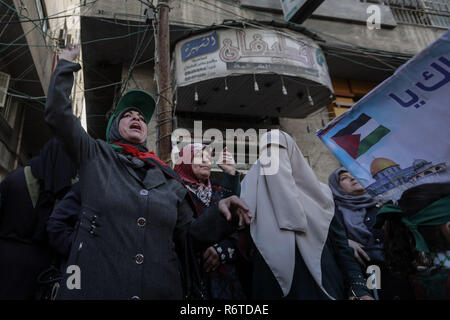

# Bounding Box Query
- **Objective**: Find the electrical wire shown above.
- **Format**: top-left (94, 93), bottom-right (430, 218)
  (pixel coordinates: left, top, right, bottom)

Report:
top-left (116, 25), bottom-right (154, 107)
top-left (0, 0), bottom-right (413, 67)
top-left (15, 63), bottom-right (34, 81)
top-left (238, 19), bottom-right (402, 70)
top-left (0, 4), bottom-right (15, 37)
top-left (0, 0), bottom-right (98, 54)
top-left (9, 77), bottom-right (40, 83)
top-left (2, 1), bottom-right (405, 111)
top-left (6, 88), bottom-right (46, 107)
top-left (324, 51), bottom-right (395, 71)
top-left (177, 0), bottom-right (408, 71)
top-left (83, 80), bottom-right (124, 92)
top-left (0, 28), bottom-right (149, 48)
top-left (0, 14), bottom-right (77, 24)
top-left (6, 78), bottom-right (130, 103)
top-left (1, 0), bottom-right (57, 52)
top-left (0, 44), bottom-right (29, 68)
top-left (203, 0), bottom-right (414, 61)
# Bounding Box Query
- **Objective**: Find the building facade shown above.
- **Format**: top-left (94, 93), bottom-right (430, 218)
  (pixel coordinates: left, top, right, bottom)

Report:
top-left (1, 0), bottom-right (448, 182)
top-left (0, 0), bottom-right (86, 179)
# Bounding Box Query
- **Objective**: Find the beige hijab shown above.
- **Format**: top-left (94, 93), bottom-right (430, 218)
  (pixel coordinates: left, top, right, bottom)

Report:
top-left (240, 130), bottom-right (335, 298)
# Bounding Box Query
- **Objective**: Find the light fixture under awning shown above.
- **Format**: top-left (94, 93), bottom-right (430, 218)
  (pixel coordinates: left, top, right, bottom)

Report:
top-left (173, 27), bottom-right (334, 118)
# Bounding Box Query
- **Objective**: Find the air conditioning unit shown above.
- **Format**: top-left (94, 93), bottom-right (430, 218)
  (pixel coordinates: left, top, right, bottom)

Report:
top-left (0, 71), bottom-right (10, 108)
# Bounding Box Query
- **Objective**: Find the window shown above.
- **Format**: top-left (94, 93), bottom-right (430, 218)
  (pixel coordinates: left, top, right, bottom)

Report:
top-left (0, 95), bottom-right (11, 120)
top-left (0, 71), bottom-right (10, 108)
top-left (0, 95), bottom-right (15, 128)
top-left (328, 78), bottom-right (378, 120)
top-left (384, 0), bottom-right (450, 28)
top-left (423, 0), bottom-right (450, 28)
top-left (35, 0), bottom-right (48, 34)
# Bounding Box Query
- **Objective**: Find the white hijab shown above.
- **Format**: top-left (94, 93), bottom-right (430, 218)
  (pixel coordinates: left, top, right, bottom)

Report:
top-left (240, 130), bottom-right (336, 298)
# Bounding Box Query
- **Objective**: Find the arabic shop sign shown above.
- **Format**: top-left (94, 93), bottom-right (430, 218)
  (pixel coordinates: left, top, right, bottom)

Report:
top-left (181, 31), bottom-right (218, 62)
top-left (317, 29), bottom-right (450, 203)
top-left (174, 27), bottom-right (332, 91)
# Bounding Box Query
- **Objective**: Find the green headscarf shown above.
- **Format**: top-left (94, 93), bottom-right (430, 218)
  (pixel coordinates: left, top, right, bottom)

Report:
top-left (374, 196), bottom-right (450, 253)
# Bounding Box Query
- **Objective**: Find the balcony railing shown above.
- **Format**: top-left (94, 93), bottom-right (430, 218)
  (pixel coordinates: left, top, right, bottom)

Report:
top-left (362, 0), bottom-right (450, 28)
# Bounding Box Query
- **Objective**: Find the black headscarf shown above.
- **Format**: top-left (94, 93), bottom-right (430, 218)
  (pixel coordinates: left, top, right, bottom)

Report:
top-left (106, 107), bottom-right (148, 152)
top-left (106, 107), bottom-right (150, 169)
top-left (26, 138), bottom-right (77, 242)
top-left (28, 138), bottom-right (77, 198)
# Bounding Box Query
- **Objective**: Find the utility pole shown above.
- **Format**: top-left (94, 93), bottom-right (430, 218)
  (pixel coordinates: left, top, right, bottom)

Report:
top-left (156, 0), bottom-right (173, 164)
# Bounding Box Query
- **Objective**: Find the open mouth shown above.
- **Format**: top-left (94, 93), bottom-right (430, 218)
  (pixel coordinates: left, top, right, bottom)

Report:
top-left (130, 123), bottom-right (141, 131)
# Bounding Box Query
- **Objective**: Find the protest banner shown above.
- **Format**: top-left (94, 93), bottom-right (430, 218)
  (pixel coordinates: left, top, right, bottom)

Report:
top-left (317, 30), bottom-right (450, 203)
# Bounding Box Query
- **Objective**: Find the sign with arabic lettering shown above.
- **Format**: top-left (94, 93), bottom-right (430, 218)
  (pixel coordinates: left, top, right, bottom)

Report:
top-left (173, 27), bottom-right (332, 90)
top-left (281, 0), bottom-right (308, 21)
top-left (181, 31), bottom-right (218, 62)
top-left (317, 30), bottom-right (450, 203)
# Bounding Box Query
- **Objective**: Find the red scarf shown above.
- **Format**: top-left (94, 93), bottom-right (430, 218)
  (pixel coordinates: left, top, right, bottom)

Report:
top-left (173, 144), bottom-right (210, 185)
top-left (112, 142), bottom-right (168, 167)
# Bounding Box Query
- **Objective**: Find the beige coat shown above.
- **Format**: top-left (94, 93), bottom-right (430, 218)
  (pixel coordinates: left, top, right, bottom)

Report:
top-left (241, 130), bottom-right (336, 298)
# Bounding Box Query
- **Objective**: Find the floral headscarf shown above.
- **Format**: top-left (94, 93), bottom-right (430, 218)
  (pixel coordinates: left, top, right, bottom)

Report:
top-left (174, 144), bottom-right (212, 207)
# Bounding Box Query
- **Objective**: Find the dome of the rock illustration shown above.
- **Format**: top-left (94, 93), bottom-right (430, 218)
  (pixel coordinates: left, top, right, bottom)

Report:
top-left (370, 158), bottom-right (398, 177)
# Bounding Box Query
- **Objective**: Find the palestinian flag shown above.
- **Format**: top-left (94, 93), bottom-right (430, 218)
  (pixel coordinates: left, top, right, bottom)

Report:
top-left (332, 114), bottom-right (390, 159)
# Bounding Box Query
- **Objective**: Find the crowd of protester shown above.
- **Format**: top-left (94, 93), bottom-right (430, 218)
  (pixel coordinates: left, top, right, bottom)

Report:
top-left (0, 46), bottom-right (448, 300)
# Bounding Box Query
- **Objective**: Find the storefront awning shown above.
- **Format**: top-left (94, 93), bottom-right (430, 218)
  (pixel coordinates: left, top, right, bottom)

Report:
top-left (173, 27), bottom-right (334, 118)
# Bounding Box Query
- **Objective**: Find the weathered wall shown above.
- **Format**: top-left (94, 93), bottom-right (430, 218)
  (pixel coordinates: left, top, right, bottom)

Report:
top-left (280, 108), bottom-right (341, 184)
top-left (84, 0), bottom-right (445, 55)
top-left (14, 0), bottom-right (86, 133)
top-left (304, 19), bottom-right (444, 55)
top-left (13, 0), bottom-right (54, 94)
top-left (0, 0), bottom-right (87, 179)
top-left (43, 0), bottom-right (86, 127)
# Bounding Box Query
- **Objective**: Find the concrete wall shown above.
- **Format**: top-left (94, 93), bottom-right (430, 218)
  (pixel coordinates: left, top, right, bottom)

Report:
top-left (16, 0), bottom-right (85, 125)
top-left (81, 0), bottom-right (279, 27)
top-left (0, 1), bottom-right (44, 179)
top-left (43, 0), bottom-right (86, 128)
top-left (280, 108), bottom-right (341, 184)
top-left (242, 0), bottom-right (398, 27)
top-left (13, 0), bottom-right (54, 94)
top-left (0, 0), bottom-right (87, 180)
top-left (304, 19), bottom-right (444, 55)
top-left (84, 0), bottom-right (446, 55)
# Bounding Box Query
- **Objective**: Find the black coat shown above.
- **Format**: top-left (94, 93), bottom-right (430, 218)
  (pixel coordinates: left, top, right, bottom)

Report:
top-left (47, 182), bottom-right (81, 260)
top-left (45, 59), bottom-right (238, 300)
top-left (334, 205), bottom-right (385, 262)
top-left (0, 167), bottom-right (53, 299)
top-left (187, 173), bottom-right (247, 300)
top-left (251, 217), bottom-right (372, 300)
